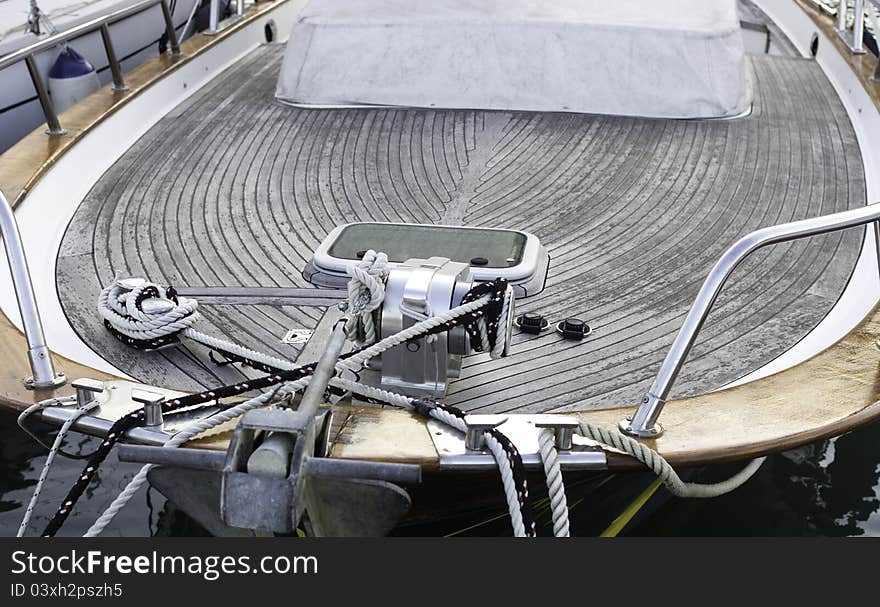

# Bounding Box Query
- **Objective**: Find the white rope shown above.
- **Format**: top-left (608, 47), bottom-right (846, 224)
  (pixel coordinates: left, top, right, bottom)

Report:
top-left (345, 250), bottom-right (388, 345)
top-left (427, 405), bottom-right (527, 537)
top-left (537, 428), bottom-right (570, 537)
top-left (577, 422), bottom-right (765, 498)
top-left (331, 376), bottom-right (527, 537)
top-left (17, 399), bottom-right (96, 537)
top-left (339, 295), bottom-right (492, 370)
top-left (98, 281), bottom-right (298, 371)
top-left (86, 290), bottom-right (496, 536)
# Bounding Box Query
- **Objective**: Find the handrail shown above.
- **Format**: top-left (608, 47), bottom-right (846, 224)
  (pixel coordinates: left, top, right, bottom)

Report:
top-left (0, 0), bottom-right (181, 136)
top-left (620, 202), bottom-right (880, 438)
top-left (0, 191), bottom-right (65, 389)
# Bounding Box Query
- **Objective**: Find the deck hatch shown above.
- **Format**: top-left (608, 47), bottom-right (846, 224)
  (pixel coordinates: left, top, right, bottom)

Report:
top-left (306, 222), bottom-right (548, 297)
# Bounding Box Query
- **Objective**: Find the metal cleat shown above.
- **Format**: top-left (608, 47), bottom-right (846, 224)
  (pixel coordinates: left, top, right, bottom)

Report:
top-left (533, 415), bottom-right (581, 450)
top-left (464, 414), bottom-right (508, 451)
top-left (72, 378), bottom-right (104, 408)
top-left (132, 389), bottom-right (165, 427)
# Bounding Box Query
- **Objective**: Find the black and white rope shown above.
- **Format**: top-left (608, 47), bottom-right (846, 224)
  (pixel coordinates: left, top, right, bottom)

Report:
top-left (16, 397), bottom-right (98, 537)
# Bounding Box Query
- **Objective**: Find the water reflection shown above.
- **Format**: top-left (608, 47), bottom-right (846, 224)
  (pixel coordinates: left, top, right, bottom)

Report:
top-left (632, 419), bottom-right (880, 536)
top-left (1, 408), bottom-right (878, 536)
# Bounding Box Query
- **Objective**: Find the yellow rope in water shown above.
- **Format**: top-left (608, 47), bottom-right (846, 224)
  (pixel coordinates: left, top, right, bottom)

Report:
top-left (600, 478), bottom-right (663, 538)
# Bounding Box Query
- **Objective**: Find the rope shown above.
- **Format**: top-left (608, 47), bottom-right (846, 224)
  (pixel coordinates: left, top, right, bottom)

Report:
top-left (16, 399), bottom-right (97, 537)
top-left (537, 428), bottom-right (570, 537)
top-left (98, 281), bottom-right (297, 372)
top-left (74, 272), bottom-right (515, 536)
top-left (325, 376), bottom-right (534, 537)
top-left (16, 396), bottom-right (97, 459)
top-left (577, 422), bottom-right (765, 498)
top-left (345, 250), bottom-right (388, 346)
top-left (84, 378), bottom-right (312, 537)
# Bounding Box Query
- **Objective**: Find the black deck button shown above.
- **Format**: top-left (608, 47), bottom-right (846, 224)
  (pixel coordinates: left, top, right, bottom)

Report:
top-left (556, 318), bottom-right (591, 340)
top-left (470, 256), bottom-right (489, 266)
top-left (515, 312), bottom-right (548, 334)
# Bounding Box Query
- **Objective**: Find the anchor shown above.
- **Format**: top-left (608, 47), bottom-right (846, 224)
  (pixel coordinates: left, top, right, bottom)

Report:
top-left (119, 408), bottom-right (421, 536)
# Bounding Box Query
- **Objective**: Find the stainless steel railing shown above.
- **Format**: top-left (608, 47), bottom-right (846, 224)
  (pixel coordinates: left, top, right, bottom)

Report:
top-left (620, 203), bottom-right (880, 438)
top-left (0, 0), bottom-right (181, 136)
top-left (206, 0), bottom-right (253, 35)
top-left (0, 191), bottom-right (66, 389)
top-left (834, 0), bottom-right (880, 79)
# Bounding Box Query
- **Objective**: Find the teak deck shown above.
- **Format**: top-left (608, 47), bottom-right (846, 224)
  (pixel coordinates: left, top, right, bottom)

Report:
top-left (2, 0), bottom-right (880, 469)
top-left (58, 47), bottom-right (864, 415)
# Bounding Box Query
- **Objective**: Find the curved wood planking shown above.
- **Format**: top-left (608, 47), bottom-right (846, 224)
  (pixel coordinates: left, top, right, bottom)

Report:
top-left (59, 47), bottom-right (864, 416)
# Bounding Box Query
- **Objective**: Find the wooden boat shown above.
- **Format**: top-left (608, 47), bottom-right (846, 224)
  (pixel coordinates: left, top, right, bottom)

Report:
top-left (1, 0), bottom-right (880, 537)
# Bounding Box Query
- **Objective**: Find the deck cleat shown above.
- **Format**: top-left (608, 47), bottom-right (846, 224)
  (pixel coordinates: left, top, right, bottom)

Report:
top-left (72, 378), bottom-right (104, 408)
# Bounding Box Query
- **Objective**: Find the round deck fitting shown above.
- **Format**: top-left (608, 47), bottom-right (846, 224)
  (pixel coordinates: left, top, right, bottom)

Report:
top-left (514, 312), bottom-right (549, 334)
top-left (556, 318), bottom-right (592, 340)
top-left (24, 372), bottom-right (68, 390)
top-left (618, 416), bottom-right (664, 439)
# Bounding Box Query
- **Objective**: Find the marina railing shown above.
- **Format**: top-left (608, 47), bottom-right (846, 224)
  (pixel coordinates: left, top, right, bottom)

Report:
top-left (0, 0), bottom-right (181, 137)
top-left (834, 0), bottom-right (880, 79)
top-left (0, 190), bottom-right (66, 389)
top-left (620, 203), bottom-right (880, 438)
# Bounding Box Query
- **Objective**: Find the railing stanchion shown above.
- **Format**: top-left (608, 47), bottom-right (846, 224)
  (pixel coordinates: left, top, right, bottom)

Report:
top-left (24, 56), bottom-right (65, 136)
top-left (207, 0), bottom-right (219, 34)
top-left (160, 0), bottom-right (181, 56)
top-left (0, 191), bottom-right (66, 389)
top-left (100, 24), bottom-right (127, 91)
top-left (854, 0), bottom-right (866, 52)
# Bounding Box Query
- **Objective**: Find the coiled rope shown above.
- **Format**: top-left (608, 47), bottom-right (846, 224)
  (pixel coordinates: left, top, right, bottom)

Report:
top-left (98, 281), bottom-right (298, 372)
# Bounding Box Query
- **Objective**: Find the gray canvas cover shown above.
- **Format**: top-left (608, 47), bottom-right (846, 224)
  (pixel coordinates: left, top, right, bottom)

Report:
top-left (275, 0), bottom-right (753, 119)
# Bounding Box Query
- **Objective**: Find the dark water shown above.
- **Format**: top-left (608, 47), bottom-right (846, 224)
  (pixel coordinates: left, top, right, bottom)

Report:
top-left (2, 408), bottom-right (878, 537)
